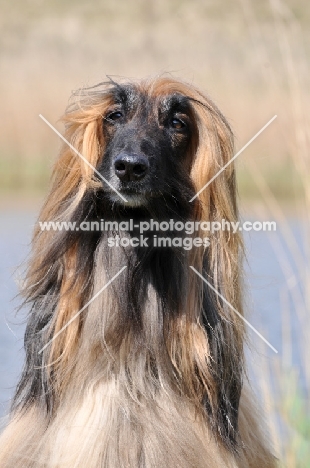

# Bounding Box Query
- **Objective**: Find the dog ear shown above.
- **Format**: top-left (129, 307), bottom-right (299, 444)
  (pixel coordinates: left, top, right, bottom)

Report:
top-left (200, 257), bottom-right (244, 451)
top-left (188, 90), bottom-right (244, 450)
top-left (14, 86), bottom-right (115, 413)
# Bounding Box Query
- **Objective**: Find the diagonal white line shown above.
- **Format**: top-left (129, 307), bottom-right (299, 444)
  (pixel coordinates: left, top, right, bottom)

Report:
top-left (189, 115), bottom-right (277, 202)
top-left (190, 266), bottom-right (278, 353)
top-left (38, 266), bottom-right (127, 354)
top-left (39, 114), bottom-right (128, 203)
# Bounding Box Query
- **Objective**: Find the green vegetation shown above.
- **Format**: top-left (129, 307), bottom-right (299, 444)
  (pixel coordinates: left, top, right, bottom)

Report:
top-left (0, 156), bottom-right (50, 193)
top-left (237, 160), bottom-right (305, 201)
top-left (277, 371), bottom-right (310, 467)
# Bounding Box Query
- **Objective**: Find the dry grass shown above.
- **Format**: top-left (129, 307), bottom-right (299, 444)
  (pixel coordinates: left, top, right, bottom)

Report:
top-left (238, 2), bottom-right (310, 466)
top-left (0, 0), bottom-right (309, 199)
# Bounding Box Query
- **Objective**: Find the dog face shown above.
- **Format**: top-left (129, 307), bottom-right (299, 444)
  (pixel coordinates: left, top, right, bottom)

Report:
top-left (98, 84), bottom-right (197, 207)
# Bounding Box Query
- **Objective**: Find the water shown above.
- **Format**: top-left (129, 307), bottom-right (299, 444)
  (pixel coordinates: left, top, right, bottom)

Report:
top-left (0, 210), bottom-right (307, 418)
top-left (0, 210), bottom-right (36, 417)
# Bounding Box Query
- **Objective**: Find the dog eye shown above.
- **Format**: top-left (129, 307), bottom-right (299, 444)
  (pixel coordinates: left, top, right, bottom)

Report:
top-left (170, 118), bottom-right (186, 130)
top-left (107, 111), bottom-right (123, 122)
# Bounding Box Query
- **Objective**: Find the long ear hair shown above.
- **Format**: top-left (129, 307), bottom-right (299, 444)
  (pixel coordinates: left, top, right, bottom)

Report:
top-left (12, 83), bottom-right (117, 413)
top-left (149, 78), bottom-right (245, 450)
top-left (192, 89), bottom-right (244, 450)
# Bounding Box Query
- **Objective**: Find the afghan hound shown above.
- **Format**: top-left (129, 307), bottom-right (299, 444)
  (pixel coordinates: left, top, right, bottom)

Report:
top-left (0, 77), bottom-right (277, 467)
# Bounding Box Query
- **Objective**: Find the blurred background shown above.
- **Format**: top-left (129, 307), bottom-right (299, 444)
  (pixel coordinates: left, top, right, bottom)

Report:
top-left (0, 0), bottom-right (309, 465)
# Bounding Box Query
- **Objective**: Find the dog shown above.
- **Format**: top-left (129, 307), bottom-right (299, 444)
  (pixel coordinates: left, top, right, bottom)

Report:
top-left (0, 77), bottom-right (277, 467)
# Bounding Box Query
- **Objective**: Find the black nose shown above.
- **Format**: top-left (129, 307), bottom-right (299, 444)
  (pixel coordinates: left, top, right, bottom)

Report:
top-left (114, 153), bottom-right (149, 182)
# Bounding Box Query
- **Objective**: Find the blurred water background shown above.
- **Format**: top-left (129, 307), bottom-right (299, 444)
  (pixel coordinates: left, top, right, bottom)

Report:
top-left (0, 0), bottom-right (309, 465)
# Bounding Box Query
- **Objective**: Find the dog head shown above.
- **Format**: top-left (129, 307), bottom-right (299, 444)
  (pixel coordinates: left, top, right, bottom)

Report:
top-left (53, 76), bottom-right (236, 220)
